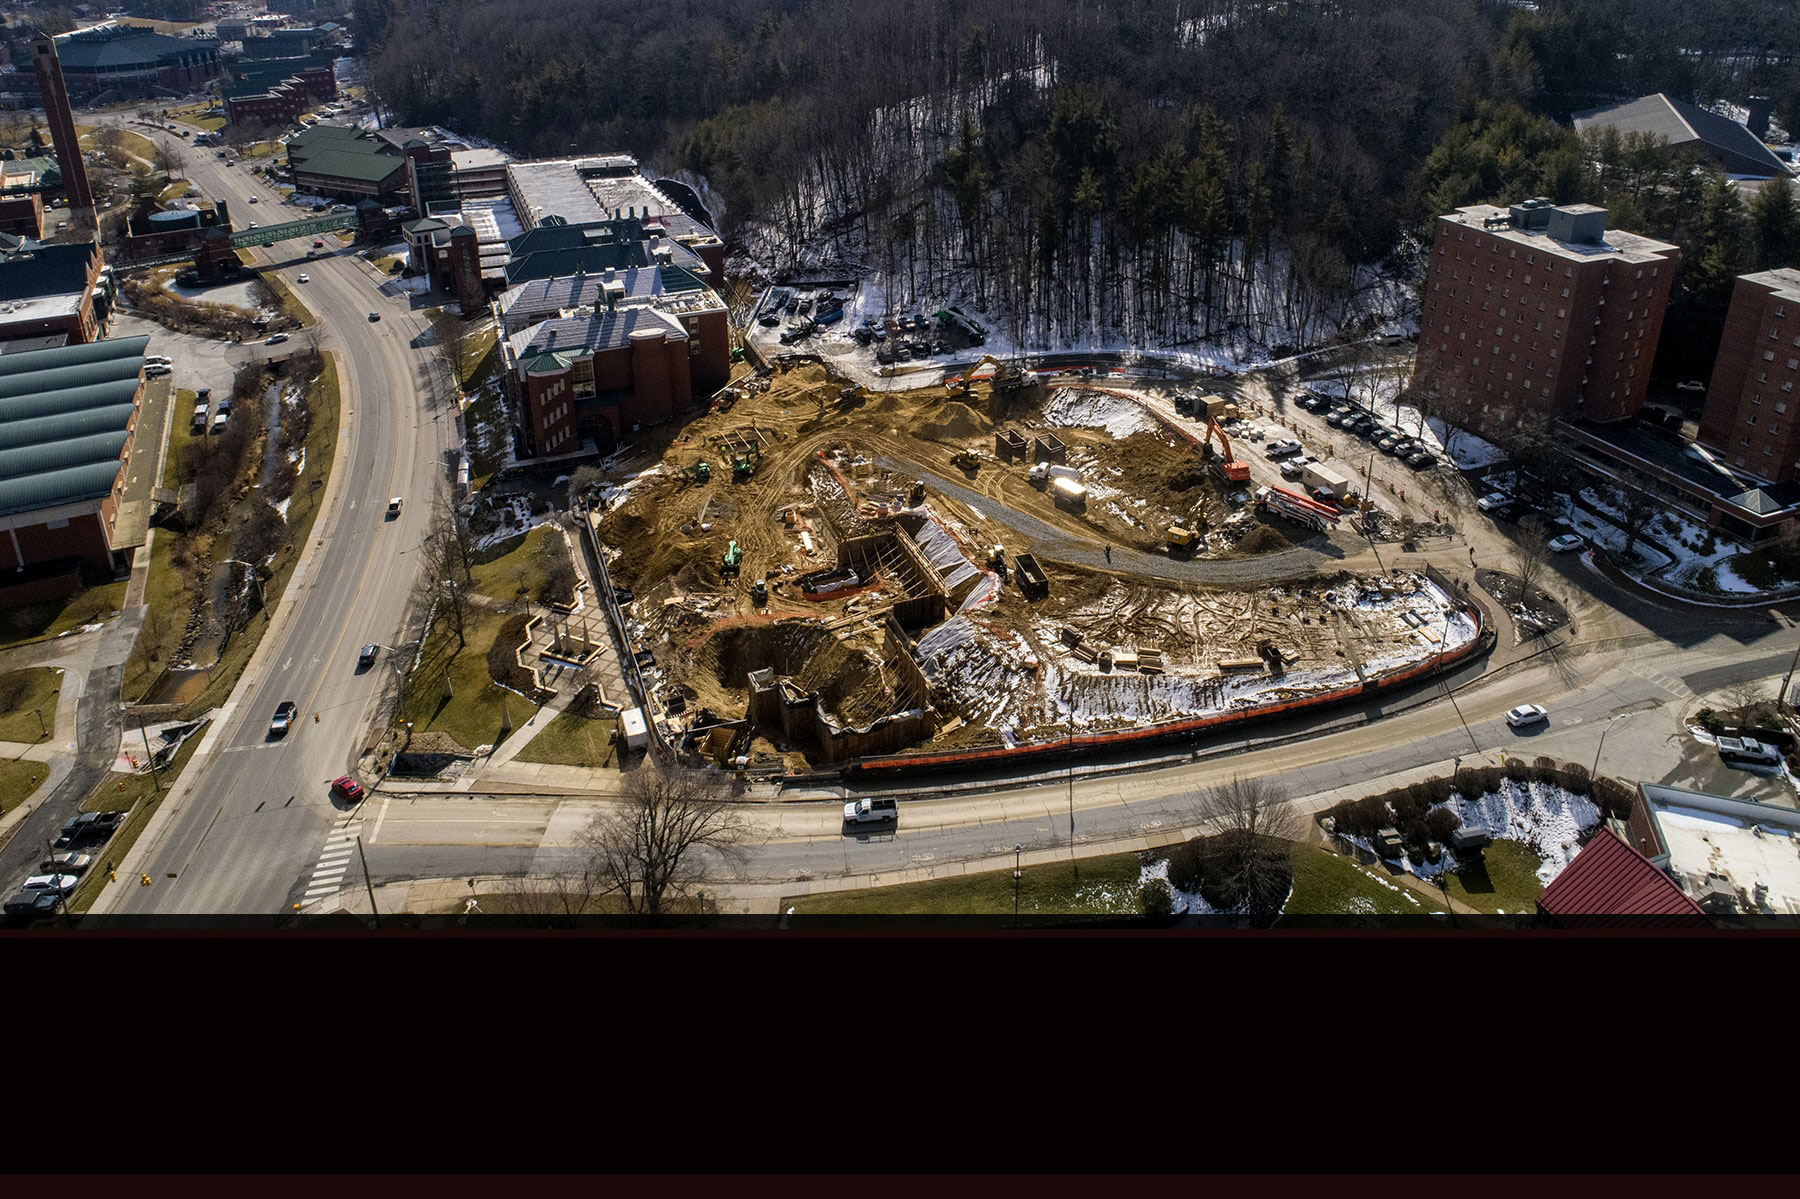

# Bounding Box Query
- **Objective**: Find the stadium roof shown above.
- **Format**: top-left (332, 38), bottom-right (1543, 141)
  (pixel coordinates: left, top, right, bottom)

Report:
top-left (54, 27), bottom-right (214, 71)
top-left (0, 336), bottom-right (145, 520)
top-left (1572, 93), bottom-right (1792, 178)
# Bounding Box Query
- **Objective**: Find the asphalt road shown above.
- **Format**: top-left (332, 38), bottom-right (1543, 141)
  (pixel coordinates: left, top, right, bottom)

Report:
top-left (85, 112), bottom-right (460, 917)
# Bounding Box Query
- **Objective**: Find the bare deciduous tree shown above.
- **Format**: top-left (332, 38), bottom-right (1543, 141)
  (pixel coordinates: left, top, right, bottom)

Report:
top-left (1189, 775), bottom-right (1301, 915)
top-left (1618, 486), bottom-right (1661, 563)
top-left (430, 307), bottom-right (480, 390)
top-left (581, 766), bottom-right (746, 916)
top-left (416, 497), bottom-right (476, 648)
top-left (1510, 521), bottom-right (1551, 610)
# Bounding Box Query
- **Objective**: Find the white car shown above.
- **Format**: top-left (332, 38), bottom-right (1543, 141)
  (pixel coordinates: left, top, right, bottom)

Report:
top-left (143, 363), bottom-right (171, 377)
top-left (1675, 380), bottom-right (1706, 392)
top-left (1548, 534), bottom-right (1584, 553)
top-left (1506, 704), bottom-right (1549, 728)
top-left (1476, 491), bottom-right (1510, 512)
top-left (297, 273), bottom-right (309, 283)
top-left (22, 873), bottom-right (79, 896)
top-left (247, 195), bottom-right (259, 203)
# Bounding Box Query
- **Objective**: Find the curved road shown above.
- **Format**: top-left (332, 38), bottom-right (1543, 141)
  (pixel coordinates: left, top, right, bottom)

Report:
top-left (84, 112), bottom-right (459, 918)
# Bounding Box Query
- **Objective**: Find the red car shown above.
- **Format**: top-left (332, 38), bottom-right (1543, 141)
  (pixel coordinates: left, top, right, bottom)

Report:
top-left (331, 776), bottom-right (365, 802)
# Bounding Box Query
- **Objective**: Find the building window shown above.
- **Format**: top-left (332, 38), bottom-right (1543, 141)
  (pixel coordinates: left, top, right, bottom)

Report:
top-left (1779, 305), bottom-right (1787, 317)
top-left (1754, 394), bottom-right (1762, 405)
top-left (1765, 445), bottom-right (1774, 456)
top-left (1778, 401), bottom-right (1789, 414)
top-left (1747, 413), bottom-right (1757, 426)
top-left (1561, 288), bottom-right (1570, 298)
top-left (1766, 351), bottom-right (1777, 361)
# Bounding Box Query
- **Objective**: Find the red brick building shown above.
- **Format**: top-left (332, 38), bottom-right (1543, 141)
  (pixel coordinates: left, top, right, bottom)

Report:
top-left (223, 65), bottom-right (337, 127)
top-left (1697, 269), bottom-right (1800, 483)
top-left (499, 277), bottom-right (730, 458)
top-left (0, 337), bottom-right (149, 585)
top-left (0, 239), bottom-right (108, 349)
top-left (1412, 200), bottom-right (1680, 441)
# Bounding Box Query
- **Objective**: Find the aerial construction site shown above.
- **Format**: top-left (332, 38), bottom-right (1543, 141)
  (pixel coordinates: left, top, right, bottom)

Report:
top-left (591, 357), bottom-right (1485, 772)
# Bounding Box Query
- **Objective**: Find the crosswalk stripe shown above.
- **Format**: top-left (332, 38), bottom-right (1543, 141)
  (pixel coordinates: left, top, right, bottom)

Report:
top-left (298, 823), bottom-right (364, 909)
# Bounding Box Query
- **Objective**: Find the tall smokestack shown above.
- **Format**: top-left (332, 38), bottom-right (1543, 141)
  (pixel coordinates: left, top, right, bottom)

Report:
top-left (30, 36), bottom-right (96, 231)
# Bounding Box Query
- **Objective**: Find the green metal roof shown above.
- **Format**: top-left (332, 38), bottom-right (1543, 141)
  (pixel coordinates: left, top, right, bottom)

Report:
top-left (0, 357), bottom-right (141, 401)
top-left (0, 430), bottom-right (128, 478)
top-left (0, 461), bottom-right (127, 519)
top-left (289, 148), bottom-right (408, 185)
top-left (0, 338), bottom-right (144, 520)
top-left (0, 335), bottom-right (147, 379)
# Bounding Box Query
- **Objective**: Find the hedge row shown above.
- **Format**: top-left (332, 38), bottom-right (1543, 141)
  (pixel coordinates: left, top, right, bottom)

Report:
top-left (1322, 758), bottom-right (1632, 852)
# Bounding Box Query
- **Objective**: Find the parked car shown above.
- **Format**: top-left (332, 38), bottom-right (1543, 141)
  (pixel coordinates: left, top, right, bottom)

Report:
top-left (1280, 456), bottom-right (1316, 481)
top-left (1404, 450), bottom-right (1438, 470)
top-left (269, 701), bottom-right (298, 737)
top-left (4, 890), bottom-right (58, 919)
top-left (40, 852), bottom-right (92, 875)
top-left (1265, 439), bottom-right (1305, 459)
top-left (1506, 704), bottom-right (1549, 728)
top-left (265, 332), bottom-right (288, 346)
top-left (1548, 533), bottom-right (1584, 553)
top-left (144, 363), bottom-right (171, 378)
top-left (1475, 491), bottom-right (1510, 512)
top-left (210, 409), bottom-right (229, 434)
top-left (331, 776), bottom-right (366, 803)
top-left (22, 873), bottom-right (79, 896)
top-left (1675, 380), bottom-right (1706, 393)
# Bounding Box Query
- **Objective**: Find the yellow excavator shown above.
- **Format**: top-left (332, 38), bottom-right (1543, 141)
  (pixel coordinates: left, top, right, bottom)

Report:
top-left (956, 354), bottom-right (1039, 395)
top-left (1167, 524), bottom-right (1201, 552)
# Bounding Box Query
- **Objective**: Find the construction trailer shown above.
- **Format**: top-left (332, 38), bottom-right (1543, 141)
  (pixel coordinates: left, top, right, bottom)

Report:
top-left (617, 707), bottom-right (650, 752)
top-left (1301, 462), bottom-right (1353, 500)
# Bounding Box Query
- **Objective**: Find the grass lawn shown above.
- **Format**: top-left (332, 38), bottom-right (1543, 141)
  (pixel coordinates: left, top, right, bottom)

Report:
top-left (1440, 839), bottom-right (1545, 915)
top-left (261, 271), bottom-right (316, 328)
top-left (0, 760), bottom-right (49, 813)
top-left (513, 710), bottom-right (616, 768)
top-left (464, 386), bottom-right (508, 488)
top-left (784, 849), bottom-right (1150, 918)
top-left (371, 253), bottom-right (406, 275)
top-left (0, 668), bottom-right (63, 742)
top-left (241, 139), bottom-right (283, 159)
top-left (470, 525), bottom-right (555, 606)
top-left (158, 178), bottom-right (192, 205)
top-left (122, 532), bottom-right (185, 703)
top-left (164, 388), bottom-right (200, 489)
top-left (167, 104), bottom-right (226, 132)
top-left (1276, 845), bottom-right (1429, 924)
top-left (68, 733), bottom-right (206, 915)
top-left (0, 581), bottom-right (126, 652)
top-left (76, 124), bottom-right (159, 164)
top-left (459, 327), bottom-right (501, 391)
top-left (180, 355), bottom-right (340, 718)
top-left (400, 605), bottom-right (537, 753)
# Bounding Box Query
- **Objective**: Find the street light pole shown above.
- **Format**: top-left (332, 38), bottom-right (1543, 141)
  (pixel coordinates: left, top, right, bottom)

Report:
top-left (1067, 722), bottom-right (1077, 880)
top-left (1013, 843), bottom-right (1022, 927)
top-left (33, 708), bottom-right (45, 739)
top-left (1590, 716), bottom-right (1615, 786)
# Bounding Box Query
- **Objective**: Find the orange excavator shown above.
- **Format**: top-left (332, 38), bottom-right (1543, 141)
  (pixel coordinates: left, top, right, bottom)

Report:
top-left (1203, 416), bottom-right (1252, 483)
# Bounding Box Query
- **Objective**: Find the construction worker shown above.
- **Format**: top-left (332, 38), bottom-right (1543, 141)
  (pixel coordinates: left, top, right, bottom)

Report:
top-left (1104, 545), bottom-right (1112, 564)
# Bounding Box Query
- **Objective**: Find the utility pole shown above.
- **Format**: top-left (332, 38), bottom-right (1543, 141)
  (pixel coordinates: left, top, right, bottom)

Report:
top-left (355, 834), bottom-right (380, 929)
top-left (1067, 723), bottom-right (1078, 880)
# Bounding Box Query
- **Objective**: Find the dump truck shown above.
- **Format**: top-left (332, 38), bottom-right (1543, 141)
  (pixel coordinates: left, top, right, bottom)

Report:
top-left (1301, 462), bottom-right (1353, 501)
top-left (1051, 477), bottom-right (1088, 510)
top-left (1255, 486), bottom-right (1342, 531)
top-left (1028, 462), bottom-right (1082, 488)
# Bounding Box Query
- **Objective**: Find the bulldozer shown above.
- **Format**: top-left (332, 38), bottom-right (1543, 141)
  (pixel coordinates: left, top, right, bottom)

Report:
top-left (721, 540), bottom-right (743, 577)
top-left (950, 448), bottom-right (980, 473)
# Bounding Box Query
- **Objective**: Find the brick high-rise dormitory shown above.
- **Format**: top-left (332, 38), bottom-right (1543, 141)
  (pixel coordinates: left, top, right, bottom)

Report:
top-left (1697, 269), bottom-right (1800, 484)
top-left (1412, 199), bottom-right (1680, 440)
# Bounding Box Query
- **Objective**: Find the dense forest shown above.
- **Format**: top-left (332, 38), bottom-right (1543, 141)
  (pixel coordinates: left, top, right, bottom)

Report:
top-left (359, 0), bottom-right (1800, 363)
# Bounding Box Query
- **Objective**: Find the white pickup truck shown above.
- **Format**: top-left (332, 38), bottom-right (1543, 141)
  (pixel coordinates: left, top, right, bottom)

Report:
top-left (1717, 736), bottom-right (1782, 766)
top-left (843, 798), bottom-right (898, 826)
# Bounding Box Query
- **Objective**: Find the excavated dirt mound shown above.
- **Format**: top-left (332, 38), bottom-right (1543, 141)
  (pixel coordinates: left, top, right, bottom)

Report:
top-left (691, 620), bottom-right (892, 726)
top-left (917, 400), bottom-right (994, 442)
top-left (1234, 525), bottom-right (1293, 555)
top-left (598, 478), bottom-right (730, 592)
